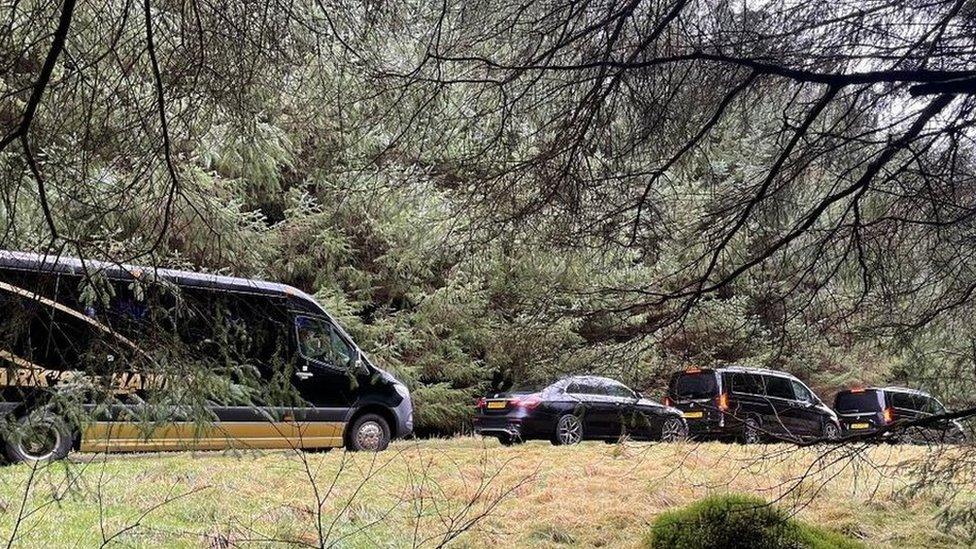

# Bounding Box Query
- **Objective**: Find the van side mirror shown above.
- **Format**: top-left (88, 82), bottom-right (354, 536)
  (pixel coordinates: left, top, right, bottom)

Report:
top-left (351, 355), bottom-right (369, 375)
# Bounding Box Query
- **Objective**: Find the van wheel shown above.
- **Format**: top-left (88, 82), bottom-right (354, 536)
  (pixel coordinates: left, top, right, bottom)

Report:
top-left (822, 421), bottom-right (840, 442)
top-left (551, 414), bottom-right (583, 445)
top-left (4, 411), bottom-right (73, 464)
top-left (347, 414), bottom-right (390, 452)
top-left (741, 417), bottom-right (761, 445)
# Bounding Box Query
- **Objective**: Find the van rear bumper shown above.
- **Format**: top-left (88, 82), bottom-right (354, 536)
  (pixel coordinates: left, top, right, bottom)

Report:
top-left (836, 413), bottom-right (886, 438)
top-left (672, 402), bottom-right (739, 439)
top-left (686, 420), bottom-right (740, 440)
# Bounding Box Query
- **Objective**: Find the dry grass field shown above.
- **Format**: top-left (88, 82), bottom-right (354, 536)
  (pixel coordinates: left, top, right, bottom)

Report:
top-left (0, 438), bottom-right (969, 547)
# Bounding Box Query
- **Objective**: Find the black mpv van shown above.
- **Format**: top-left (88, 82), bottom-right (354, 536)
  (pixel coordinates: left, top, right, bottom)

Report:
top-left (665, 366), bottom-right (840, 443)
top-left (833, 387), bottom-right (966, 443)
top-left (0, 251), bottom-right (413, 462)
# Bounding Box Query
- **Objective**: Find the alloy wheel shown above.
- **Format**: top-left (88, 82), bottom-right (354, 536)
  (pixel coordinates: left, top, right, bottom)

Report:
top-left (18, 420), bottom-right (61, 461)
top-left (557, 415), bottom-right (583, 445)
top-left (660, 417), bottom-right (687, 442)
top-left (823, 422), bottom-right (840, 442)
top-left (743, 418), bottom-right (761, 444)
top-left (356, 421), bottom-right (383, 451)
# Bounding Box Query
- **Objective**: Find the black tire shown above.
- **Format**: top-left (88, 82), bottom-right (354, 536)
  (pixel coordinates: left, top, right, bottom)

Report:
top-left (550, 414), bottom-right (583, 446)
top-left (346, 413), bottom-right (391, 452)
top-left (660, 416), bottom-right (688, 443)
top-left (821, 421), bottom-right (840, 443)
top-left (740, 417), bottom-right (762, 445)
top-left (4, 411), bottom-right (73, 464)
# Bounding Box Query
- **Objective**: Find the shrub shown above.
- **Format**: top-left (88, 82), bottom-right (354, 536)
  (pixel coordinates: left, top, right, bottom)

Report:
top-left (644, 494), bottom-right (863, 549)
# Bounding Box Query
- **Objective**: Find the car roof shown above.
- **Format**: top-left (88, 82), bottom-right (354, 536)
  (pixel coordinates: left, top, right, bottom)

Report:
top-left (0, 250), bottom-right (319, 307)
top-left (835, 387), bottom-right (884, 394)
top-left (836, 386), bottom-right (932, 397)
top-left (555, 375), bottom-right (626, 386)
top-left (880, 386), bottom-right (931, 397)
top-left (700, 365), bottom-right (800, 380)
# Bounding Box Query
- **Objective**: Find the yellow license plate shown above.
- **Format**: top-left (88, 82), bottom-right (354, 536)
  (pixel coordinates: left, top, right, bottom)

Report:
top-left (487, 401), bottom-right (506, 410)
top-left (850, 422), bottom-right (870, 430)
top-left (683, 411), bottom-right (703, 419)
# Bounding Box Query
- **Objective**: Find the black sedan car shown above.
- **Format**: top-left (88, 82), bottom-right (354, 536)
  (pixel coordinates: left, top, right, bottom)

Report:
top-left (474, 376), bottom-right (687, 445)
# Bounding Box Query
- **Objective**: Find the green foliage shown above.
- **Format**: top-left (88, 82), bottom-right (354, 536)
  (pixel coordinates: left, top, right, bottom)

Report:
top-left (0, 0), bottom-right (961, 436)
top-left (644, 494), bottom-right (863, 549)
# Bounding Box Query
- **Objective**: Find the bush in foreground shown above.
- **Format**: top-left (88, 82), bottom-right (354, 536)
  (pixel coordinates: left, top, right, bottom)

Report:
top-left (644, 494), bottom-right (863, 549)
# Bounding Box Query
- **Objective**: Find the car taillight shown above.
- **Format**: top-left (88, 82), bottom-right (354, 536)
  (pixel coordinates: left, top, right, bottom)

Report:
top-left (715, 392), bottom-right (729, 412)
top-left (512, 395), bottom-right (542, 410)
top-left (476, 397), bottom-right (486, 410)
top-left (883, 407), bottom-right (894, 424)
top-left (663, 396), bottom-right (673, 407)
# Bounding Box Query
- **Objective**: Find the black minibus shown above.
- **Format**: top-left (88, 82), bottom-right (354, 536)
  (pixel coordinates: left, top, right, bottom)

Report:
top-left (0, 251), bottom-right (412, 462)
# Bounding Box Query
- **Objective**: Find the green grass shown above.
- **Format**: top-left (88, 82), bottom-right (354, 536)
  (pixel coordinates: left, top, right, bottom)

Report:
top-left (0, 438), bottom-right (968, 547)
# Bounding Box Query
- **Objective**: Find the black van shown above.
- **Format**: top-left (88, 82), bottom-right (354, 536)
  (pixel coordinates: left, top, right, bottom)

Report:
top-left (833, 387), bottom-right (966, 443)
top-left (0, 251), bottom-right (412, 462)
top-left (665, 366), bottom-right (840, 443)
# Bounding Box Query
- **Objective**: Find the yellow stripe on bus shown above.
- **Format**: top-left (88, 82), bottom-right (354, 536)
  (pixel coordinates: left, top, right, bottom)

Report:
top-left (80, 421), bottom-right (346, 452)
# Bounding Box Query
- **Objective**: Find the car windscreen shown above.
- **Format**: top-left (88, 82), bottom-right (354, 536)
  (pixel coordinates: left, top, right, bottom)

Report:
top-left (670, 372), bottom-right (719, 400)
top-left (834, 391), bottom-right (883, 412)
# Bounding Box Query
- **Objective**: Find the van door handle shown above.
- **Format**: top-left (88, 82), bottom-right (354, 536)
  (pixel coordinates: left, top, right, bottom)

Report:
top-left (295, 371), bottom-right (314, 380)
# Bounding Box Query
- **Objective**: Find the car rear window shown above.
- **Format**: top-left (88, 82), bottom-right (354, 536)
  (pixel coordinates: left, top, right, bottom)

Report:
top-left (834, 390), bottom-right (883, 412)
top-left (670, 372), bottom-right (719, 399)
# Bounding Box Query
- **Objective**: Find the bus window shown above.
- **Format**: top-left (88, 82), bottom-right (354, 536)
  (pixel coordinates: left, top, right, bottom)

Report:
top-left (295, 316), bottom-right (355, 370)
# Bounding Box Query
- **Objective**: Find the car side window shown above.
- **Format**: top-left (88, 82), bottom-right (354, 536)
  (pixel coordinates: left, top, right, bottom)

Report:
top-left (764, 376), bottom-right (795, 400)
top-left (604, 382), bottom-right (635, 399)
top-left (731, 373), bottom-right (762, 395)
top-left (790, 380), bottom-right (813, 403)
top-left (890, 392), bottom-right (920, 411)
top-left (567, 381), bottom-right (592, 395)
top-left (295, 316), bottom-right (355, 370)
top-left (588, 382), bottom-right (611, 397)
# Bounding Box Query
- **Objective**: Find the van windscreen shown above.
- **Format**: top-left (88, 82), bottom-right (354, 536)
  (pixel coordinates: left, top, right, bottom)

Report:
top-left (671, 372), bottom-right (719, 400)
top-left (834, 390), bottom-right (883, 412)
